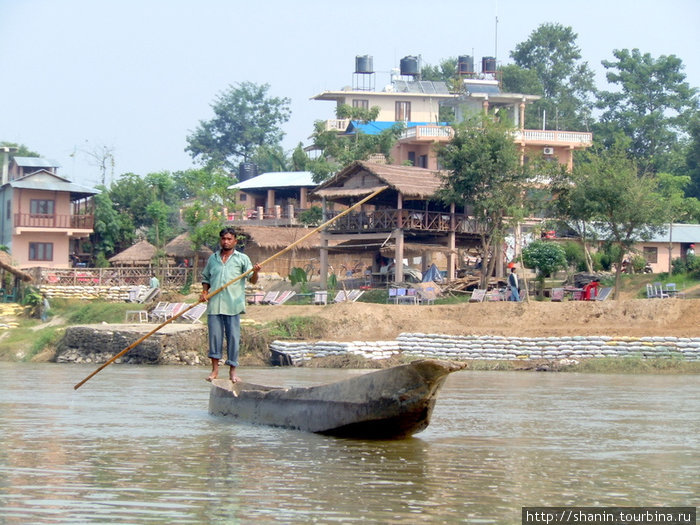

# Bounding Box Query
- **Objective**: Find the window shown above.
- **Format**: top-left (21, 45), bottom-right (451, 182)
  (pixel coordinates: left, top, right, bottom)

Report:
top-left (29, 242), bottom-right (54, 261)
top-left (30, 199), bottom-right (55, 216)
top-left (643, 247), bottom-right (658, 264)
top-left (352, 99), bottom-right (369, 110)
top-left (239, 193), bottom-right (247, 202)
top-left (395, 101), bottom-right (411, 121)
top-left (407, 152), bottom-right (416, 166)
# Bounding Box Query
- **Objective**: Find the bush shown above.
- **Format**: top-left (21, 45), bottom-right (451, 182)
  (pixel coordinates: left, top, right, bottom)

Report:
top-left (562, 241), bottom-right (587, 272)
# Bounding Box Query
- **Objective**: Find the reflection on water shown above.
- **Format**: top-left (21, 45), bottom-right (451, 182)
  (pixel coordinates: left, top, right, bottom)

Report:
top-left (0, 363), bottom-right (697, 523)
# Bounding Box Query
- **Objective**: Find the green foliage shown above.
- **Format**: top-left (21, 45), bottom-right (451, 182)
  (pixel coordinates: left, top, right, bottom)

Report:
top-left (307, 119), bottom-right (404, 183)
top-left (288, 267), bottom-right (307, 286)
top-left (91, 186), bottom-right (135, 259)
top-left (438, 115), bottom-right (528, 287)
top-left (596, 48), bottom-right (699, 174)
top-left (672, 254), bottom-right (700, 275)
top-left (562, 241), bottom-right (587, 272)
top-left (298, 205), bottom-right (323, 226)
top-left (522, 241), bottom-right (567, 294)
top-left (20, 286), bottom-right (43, 318)
top-left (327, 273), bottom-right (337, 292)
top-left (185, 81), bottom-right (291, 171)
top-left (509, 23), bottom-right (596, 130)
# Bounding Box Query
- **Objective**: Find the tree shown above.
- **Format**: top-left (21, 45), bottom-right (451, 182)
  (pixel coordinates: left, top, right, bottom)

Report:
top-left (596, 49), bottom-right (699, 174)
top-left (307, 105), bottom-right (404, 183)
top-left (437, 116), bottom-right (529, 288)
top-left (90, 187), bottom-right (135, 262)
top-left (175, 167), bottom-right (236, 272)
top-left (0, 141), bottom-right (40, 158)
top-left (509, 23), bottom-right (596, 131)
top-left (555, 143), bottom-right (669, 298)
top-left (186, 82), bottom-right (291, 172)
top-left (682, 112), bottom-right (700, 199)
top-left (522, 240), bottom-right (567, 296)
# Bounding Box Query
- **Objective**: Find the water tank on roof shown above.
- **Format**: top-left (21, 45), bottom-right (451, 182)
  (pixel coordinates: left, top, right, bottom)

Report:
top-left (482, 56), bottom-right (497, 73)
top-left (238, 162), bottom-right (258, 181)
top-left (400, 56), bottom-right (420, 77)
top-left (458, 55), bottom-right (474, 75)
top-left (355, 55), bottom-right (373, 74)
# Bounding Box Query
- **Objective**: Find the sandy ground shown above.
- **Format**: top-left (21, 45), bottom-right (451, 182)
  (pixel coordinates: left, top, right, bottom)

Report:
top-left (244, 298), bottom-right (700, 341)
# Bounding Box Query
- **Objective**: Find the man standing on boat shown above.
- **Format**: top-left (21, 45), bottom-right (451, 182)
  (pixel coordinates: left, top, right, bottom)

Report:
top-left (201, 227), bottom-right (260, 383)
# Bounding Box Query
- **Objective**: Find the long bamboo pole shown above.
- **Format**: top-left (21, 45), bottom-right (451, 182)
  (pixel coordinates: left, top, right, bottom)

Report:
top-left (74, 186), bottom-right (388, 390)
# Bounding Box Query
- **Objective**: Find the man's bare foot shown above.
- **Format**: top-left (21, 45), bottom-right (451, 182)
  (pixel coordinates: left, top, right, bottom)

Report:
top-left (229, 366), bottom-right (240, 383)
top-left (206, 373), bottom-right (217, 382)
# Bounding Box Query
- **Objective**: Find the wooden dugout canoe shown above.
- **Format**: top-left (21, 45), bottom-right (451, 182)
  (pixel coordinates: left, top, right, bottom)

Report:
top-left (208, 359), bottom-right (465, 439)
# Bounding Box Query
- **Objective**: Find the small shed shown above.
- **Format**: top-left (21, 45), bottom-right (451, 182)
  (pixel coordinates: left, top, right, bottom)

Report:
top-left (108, 240), bottom-right (159, 267)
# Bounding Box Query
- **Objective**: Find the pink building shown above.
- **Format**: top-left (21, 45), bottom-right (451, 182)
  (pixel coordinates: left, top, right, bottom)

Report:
top-left (0, 150), bottom-right (97, 269)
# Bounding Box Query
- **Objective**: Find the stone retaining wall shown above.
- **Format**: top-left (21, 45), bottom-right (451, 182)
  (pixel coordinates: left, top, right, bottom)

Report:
top-left (271, 333), bottom-right (700, 364)
top-left (55, 325), bottom-right (208, 365)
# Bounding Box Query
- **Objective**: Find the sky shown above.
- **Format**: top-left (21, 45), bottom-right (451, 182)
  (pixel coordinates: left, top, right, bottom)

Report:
top-left (1, 0), bottom-right (699, 188)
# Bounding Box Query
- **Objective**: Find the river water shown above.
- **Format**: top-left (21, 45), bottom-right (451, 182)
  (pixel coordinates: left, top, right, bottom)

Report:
top-left (0, 362), bottom-right (697, 524)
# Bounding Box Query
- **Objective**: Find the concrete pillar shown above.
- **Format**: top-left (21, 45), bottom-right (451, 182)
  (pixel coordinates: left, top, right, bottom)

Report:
top-left (447, 203), bottom-right (456, 280)
top-left (519, 101), bottom-right (526, 130)
top-left (299, 187), bottom-right (308, 209)
top-left (287, 204), bottom-right (295, 220)
top-left (256, 206), bottom-right (264, 219)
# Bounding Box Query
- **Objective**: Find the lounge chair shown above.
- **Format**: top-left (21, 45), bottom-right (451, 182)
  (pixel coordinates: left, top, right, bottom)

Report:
top-left (334, 289), bottom-right (364, 303)
top-left (181, 303), bottom-right (208, 323)
top-left (271, 290), bottom-right (296, 305)
top-left (665, 283), bottom-right (685, 298)
top-left (261, 291), bottom-right (280, 304)
top-left (595, 287), bottom-right (613, 301)
top-left (469, 289), bottom-right (486, 303)
top-left (149, 301), bottom-right (170, 322)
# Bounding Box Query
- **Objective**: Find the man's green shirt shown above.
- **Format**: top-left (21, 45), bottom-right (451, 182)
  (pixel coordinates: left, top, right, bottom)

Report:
top-left (201, 250), bottom-right (252, 316)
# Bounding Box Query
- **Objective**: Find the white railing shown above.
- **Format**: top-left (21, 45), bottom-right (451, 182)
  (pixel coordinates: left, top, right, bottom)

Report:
top-left (324, 119), bottom-right (350, 132)
top-left (401, 126), bottom-right (454, 140)
top-left (515, 129), bottom-right (593, 144)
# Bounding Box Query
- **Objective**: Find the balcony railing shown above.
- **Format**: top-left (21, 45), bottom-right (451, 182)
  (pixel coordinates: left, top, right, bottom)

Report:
top-left (400, 126), bottom-right (454, 141)
top-left (323, 119), bottom-right (351, 132)
top-left (325, 209), bottom-right (485, 235)
top-left (514, 129), bottom-right (593, 145)
top-left (14, 213), bottom-right (94, 230)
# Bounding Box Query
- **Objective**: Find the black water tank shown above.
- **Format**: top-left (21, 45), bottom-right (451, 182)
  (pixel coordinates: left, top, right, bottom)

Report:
top-left (482, 56), bottom-right (496, 73)
top-left (355, 55), bottom-right (373, 74)
top-left (458, 55), bottom-right (474, 75)
top-left (400, 56), bottom-right (420, 76)
top-left (238, 162), bottom-right (258, 181)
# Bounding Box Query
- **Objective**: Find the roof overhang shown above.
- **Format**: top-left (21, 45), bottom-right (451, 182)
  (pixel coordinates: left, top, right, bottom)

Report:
top-left (313, 185), bottom-right (388, 199)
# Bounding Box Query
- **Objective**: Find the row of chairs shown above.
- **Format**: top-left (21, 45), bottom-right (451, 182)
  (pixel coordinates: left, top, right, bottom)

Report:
top-left (246, 290), bottom-right (296, 305)
top-left (125, 301), bottom-right (208, 324)
top-left (646, 282), bottom-right (683, 299)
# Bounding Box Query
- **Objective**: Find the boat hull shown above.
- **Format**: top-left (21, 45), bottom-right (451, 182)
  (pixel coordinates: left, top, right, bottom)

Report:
top-left (208, 359), bottom-right (465, 439)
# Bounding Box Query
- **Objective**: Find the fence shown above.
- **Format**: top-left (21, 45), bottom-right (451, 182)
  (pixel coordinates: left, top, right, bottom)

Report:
top-left (28, 267), bottom-right (193, 290)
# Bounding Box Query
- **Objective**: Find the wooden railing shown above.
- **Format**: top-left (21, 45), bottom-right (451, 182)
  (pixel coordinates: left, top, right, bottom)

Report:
top-left (14, 213), bottom-right (94, 229)
top-left (33, 266), bottom-right (191, 288)
top-left (325, 209), bottom-right (485, 235)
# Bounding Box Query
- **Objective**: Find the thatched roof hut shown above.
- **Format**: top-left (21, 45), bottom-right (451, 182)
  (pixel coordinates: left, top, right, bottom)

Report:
top-left (164, 233), bottom-right (213, 266)
top-left (108, 240), bottom-right (158, 267)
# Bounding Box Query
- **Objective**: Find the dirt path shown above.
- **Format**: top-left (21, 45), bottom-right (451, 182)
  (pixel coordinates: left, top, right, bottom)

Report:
top-left (244, 298), bottom-right (700, 341)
